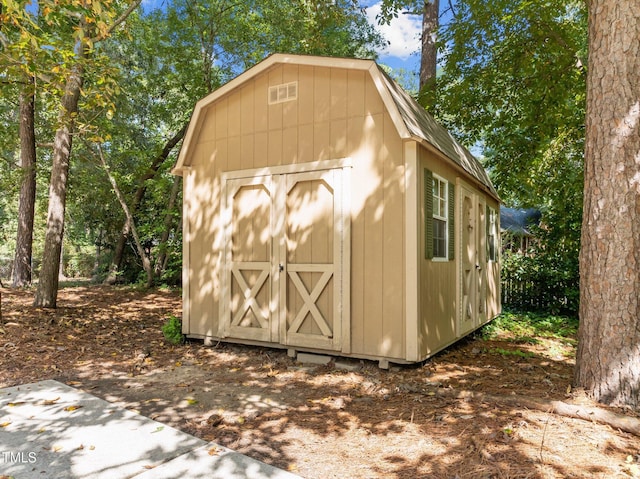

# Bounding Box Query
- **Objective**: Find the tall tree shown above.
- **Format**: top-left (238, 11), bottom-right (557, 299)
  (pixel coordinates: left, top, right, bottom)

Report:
top-left (378, 0), bottom-right (440, 107)
top-left (419, 0), bottom-right (439, 108)
top-left (574, 0), bottom-right (640, 407)
top-left (436, 0), bottom-right (587, 313)
top-left (12, 78), bottom-right (37, 287)
top-left (34, 0), bottom-right (142, 307)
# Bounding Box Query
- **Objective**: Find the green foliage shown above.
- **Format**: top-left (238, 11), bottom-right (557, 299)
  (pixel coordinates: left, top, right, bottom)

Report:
top-left (489, 347), bottom-right (535, 359)
top-left (434, 0), bottom-right (586, 315)
top-left (162, 315), bottom-right (185, 345)
top-left (481, 309), bottom-right (578, 342)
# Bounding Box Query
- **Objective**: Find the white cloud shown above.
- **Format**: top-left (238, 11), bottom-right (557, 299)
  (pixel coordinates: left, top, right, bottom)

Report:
top-left (365, 2), bottom-right (422, 60)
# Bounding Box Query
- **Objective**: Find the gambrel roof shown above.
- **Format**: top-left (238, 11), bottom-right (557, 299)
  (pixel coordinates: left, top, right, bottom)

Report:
top-left (172, 54), bottom-right (498, 200)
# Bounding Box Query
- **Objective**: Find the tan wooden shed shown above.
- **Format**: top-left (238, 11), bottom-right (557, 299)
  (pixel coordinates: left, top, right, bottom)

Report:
top-left (172, 54), bottom-right (501, 366)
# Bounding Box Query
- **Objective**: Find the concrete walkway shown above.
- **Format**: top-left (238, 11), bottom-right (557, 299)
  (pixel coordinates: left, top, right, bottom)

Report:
top-left (0, 380), bottom-right (301, 479)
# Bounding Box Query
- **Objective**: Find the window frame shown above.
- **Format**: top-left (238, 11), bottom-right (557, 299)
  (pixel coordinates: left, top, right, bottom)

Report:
top-left (487, 206), bottom-right (498, 262)
top-left (431, 173), bottom-right (449, 261)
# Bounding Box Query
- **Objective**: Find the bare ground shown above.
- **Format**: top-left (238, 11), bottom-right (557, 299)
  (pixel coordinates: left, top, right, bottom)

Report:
top-left (1, 284), bottom-right (639, 479)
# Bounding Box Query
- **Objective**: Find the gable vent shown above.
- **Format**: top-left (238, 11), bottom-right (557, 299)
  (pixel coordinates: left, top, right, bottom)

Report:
top-left (269, 81), bottom-right (298, 105)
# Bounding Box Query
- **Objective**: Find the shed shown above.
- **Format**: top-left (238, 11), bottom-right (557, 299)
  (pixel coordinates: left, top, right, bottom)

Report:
top-left (172, 54), bottom-right (501, 366)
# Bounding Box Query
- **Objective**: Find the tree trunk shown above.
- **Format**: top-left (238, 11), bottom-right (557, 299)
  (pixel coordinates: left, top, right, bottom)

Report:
top-left (154, 175), bottom-right (181, 277)
top-left (574, 0), bottom-right (640, 408)
top-left (418, 0), bottom-right (439, 109)
top-left (104, 124), bottom-right (187, 284)
top-left (12, 78), bottom-right (37, 288)
top-left (98, 146), bottom-right (154, 288)
top-left (33, 57), bottom-right (84, 308)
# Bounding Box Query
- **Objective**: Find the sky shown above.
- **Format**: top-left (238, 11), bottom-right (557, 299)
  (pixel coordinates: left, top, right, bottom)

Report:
top-left (139, 0), bottom-right (424, 74)
top-left (362, 2), bottom-right (422, 73)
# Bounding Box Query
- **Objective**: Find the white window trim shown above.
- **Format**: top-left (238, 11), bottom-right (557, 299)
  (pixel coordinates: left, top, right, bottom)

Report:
top-left (432, 173), bottom-right (448, 261)
top-left (488, 206), bottom-right (498, 262)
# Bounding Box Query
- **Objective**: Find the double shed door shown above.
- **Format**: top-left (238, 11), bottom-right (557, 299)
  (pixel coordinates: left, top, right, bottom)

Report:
top-left (220, 167), bottom-right (349, 352)
top-left (458, 182), bottom-right (488, 336)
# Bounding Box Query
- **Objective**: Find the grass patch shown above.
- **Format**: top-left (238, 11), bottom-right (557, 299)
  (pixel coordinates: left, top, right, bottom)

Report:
top-left (490, 347), bottom-right (536, 359)
top-left (481, 310), bottom-right (578, 343)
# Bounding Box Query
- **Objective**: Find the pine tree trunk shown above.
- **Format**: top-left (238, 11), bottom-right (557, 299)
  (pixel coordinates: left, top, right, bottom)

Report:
top-left (418, 0), bottom-right (439, 109)
top-left (33, 58), bottom-right (84, 308)
top-left (12, 79), bottom-right (37, 288)
top-left (574, 0), bottom-right (640, 407)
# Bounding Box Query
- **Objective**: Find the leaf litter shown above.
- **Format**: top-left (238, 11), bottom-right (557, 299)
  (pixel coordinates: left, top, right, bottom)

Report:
top-left (1, 285), bottom-right (639, 479)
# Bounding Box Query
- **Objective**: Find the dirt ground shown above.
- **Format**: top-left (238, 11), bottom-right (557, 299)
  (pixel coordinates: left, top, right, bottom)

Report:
top-left (1, 285), bottom-right (639, 479)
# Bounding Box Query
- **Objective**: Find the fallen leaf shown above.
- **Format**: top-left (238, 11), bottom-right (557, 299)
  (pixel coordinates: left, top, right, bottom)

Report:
top-left (7, 402), bottom-right (26, 407)
top-left (41, 397), bottom-right (61, 406)
top-left (143, 465), bottom-right (155, 470)
top-left (64, 405), bottom-right (83, 412)
top-left (208, 446), bottom-right (221, 456)
top-left (52, 445), bottom-right (63, 452)
top-left (151, 426), bottom-right (164, 433)
top-left (186, 398), bottom-right (198, 406)
top-left (0, 421), bottom-right (11, 428)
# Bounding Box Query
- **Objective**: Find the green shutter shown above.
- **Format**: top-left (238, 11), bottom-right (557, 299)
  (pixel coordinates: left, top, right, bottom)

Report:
top-left (424, 168), bottom-right (433, 259)
top-left (448, 182), bottom-right (455, 260)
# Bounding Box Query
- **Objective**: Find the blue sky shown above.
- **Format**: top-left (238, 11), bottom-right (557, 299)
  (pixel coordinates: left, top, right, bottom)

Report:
top-left (139, 0), bottom-right (424, 74)
top-left (362, 2), bottom-right (422, 73)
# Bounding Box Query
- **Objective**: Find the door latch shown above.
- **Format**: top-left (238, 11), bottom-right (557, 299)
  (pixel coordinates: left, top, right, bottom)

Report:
top-left (278, 264), bottom-right (284, 272)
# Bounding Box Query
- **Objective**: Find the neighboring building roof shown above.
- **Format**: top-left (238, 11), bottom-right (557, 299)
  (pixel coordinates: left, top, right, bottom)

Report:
top-left (500, 207), bottom-right (541, 236)
top-left (172, 54), bottom-right (498, 200)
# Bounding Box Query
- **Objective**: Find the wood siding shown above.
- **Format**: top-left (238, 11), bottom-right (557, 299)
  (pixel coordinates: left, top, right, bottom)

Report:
top-left (184, 64), bottom-right (407, 360)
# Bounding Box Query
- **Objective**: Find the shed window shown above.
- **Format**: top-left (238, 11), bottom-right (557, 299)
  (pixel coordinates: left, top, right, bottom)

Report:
top-left (268, 81), bottom-right (298, 104)
top-left (424, 169), bottom-right (455, 260)
top-left (432, 175), bottom-right (448, 258)
top-left (487, 206), bottom-right (498, 261)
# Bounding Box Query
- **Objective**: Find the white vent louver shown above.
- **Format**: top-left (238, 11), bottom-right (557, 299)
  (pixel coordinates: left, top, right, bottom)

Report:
top-left (269, 81), bottom-right (298, 104)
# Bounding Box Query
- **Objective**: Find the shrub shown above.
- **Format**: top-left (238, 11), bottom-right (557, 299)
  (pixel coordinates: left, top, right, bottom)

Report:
top-left (162, 315), bottom-right (185, 345)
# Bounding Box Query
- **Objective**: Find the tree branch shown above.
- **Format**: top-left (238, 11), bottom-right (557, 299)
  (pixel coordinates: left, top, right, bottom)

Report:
top-left (91, 0), bottom-right (143, 43)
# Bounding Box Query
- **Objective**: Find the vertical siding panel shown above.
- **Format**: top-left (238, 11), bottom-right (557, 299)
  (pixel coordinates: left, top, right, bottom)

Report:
top-left (314, 120), bottom-right (331, 161)
top-left (298, 65), bottom-right (314, 126)
top-left (330, 119), bottom-right (347, 159)
top-left (254, 131), bottom-right (268, 168)
top-left (254, 74), bottom-right (268, 132)
top-left (227, 92), bottom-right (241, 138)
top-left (298, 123), bottom-right (313, 164)
top-left (215, 100), bottom-right (228, 139)
top-left (331, 68), bottom-right (347, 120)
top-left (228, 136), bottom-right (242, 171)
top-left (382, 113), bottom-right (405, 358)
top-left (362, 113), bottom-right (384, 355)
top-left (240, 134), bottom-right (254, 170)
top-left (314, 67), bottom-right (331, 123)
top-left (348, 115), bottom-right (365, 353)
top-left (268, 129), bottom-right (283, 166)
top-left (283, 126), bottom-right (299, 164)
top-left (347, 70), bottom-right (365, 118)
top-left (241, 83), bottom-right (254, 136)
top-left (365, 72), bottom-right (384, 115)
top-left (199, 108), bottom-right (216, 143)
